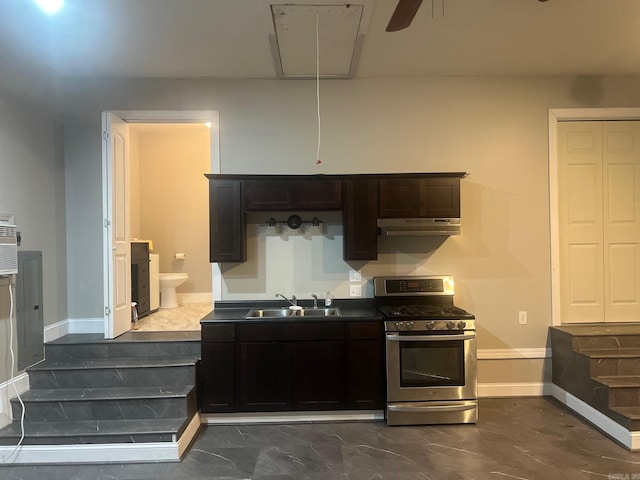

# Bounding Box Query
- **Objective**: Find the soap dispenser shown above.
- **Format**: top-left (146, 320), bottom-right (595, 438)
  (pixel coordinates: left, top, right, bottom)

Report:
top-left (324, 291), bottom-right (333, 307)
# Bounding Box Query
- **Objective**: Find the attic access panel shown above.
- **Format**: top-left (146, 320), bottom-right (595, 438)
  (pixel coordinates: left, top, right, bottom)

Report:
top-left (270, 4), bottom-right (365, 78)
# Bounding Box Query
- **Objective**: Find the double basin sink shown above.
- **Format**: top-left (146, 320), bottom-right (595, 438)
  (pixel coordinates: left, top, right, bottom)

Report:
top-left (245, 307), bottom-right (341, 319)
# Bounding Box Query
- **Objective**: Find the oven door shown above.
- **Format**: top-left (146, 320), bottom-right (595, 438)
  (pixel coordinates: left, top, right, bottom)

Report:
top-left (385, 331), bottom-right (477, 402)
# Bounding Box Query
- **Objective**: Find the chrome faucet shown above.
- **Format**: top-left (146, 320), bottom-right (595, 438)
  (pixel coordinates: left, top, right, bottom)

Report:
top-left (311, 294), bottom-right (318, 309)
top-left (276, 293), bottom-right (297, 306)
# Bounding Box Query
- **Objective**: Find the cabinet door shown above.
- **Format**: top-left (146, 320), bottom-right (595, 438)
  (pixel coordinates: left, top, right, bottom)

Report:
top-left (347, 322), bottom-right (384, 409)
top-left (293, 180), bottom-right (342, 210)
top-left (293, 341), bottom-right (346, 410)
top-left (237, 342), bottom-right (292, 411)
top-left (342, 179), bottom-right (379, 261)
top-left (379, 178), bottom-right (421, 217)
top-left (135, 262), bottom-right (150, 317)
top-left (209, 179), bottom-right (245, 262)
top-left (200, 342), bottom-right (235, 412)
top-left (244, 180), bottom-right (293, 210)
top-left (421, 177), bottom-right (460, 218)
top-left (348, 339), bottom-right (384, 409)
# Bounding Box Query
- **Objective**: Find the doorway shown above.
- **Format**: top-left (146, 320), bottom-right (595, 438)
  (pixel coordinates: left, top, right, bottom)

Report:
top-left (549, 108), bottom-right (640, 326)
top-left (102, 110), bottom-right (221, 339)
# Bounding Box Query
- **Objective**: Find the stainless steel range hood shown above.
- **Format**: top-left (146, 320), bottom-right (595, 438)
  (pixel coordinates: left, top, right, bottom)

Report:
top-left (377, 218), bottom-right (461, 236)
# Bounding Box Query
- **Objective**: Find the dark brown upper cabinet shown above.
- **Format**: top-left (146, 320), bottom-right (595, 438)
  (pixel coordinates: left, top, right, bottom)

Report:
top-left (342, 179), bottom-right (379, 261)
top-left (209, 179), bottom-right (245, 262)
top-left (379, 177), bottom-right (460, 218)
top-left (206, 173), bottom-right (464, 264)
top-left (244, 179), bottom-right (342, 211)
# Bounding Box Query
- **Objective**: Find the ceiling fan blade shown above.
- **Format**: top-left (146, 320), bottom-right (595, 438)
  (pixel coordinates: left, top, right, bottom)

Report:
top-left (386, 0), bottom-right (424, 32)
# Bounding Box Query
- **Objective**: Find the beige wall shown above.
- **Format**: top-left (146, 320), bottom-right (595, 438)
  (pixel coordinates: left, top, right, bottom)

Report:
top-left (134, 126), bottom-right (211, 296)
top-left (59, 75), bottom-right (640, 386)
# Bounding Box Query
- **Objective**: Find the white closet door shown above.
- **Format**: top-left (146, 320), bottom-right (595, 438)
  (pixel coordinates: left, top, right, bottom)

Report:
top-left (558, 121), bottom-right (604, 323)
top-left (603, 121), bottom-right (640, 322)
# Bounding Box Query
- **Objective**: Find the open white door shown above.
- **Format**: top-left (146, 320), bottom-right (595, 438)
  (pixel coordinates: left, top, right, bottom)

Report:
top-left (102, 112), bottom-right (131, 338)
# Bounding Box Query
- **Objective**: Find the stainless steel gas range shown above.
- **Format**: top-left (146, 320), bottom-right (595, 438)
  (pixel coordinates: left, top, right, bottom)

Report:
top-left (375, 276), bottom-right (477, 426)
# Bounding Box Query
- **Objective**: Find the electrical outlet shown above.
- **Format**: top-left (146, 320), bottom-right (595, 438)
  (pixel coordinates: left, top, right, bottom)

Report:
top-left (349, 269), bottom-right (362, 282)
top-left (518, 311), bottom-right (528, 325)
top-left (350, 285), bottom-right (362, 297)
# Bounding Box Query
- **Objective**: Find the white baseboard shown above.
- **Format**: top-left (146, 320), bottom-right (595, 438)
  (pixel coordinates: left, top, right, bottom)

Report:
top-left (478, 382), bottom-right (552, 397)
top-left (44, 318), bottom-right (104, 342)
top-left (478, 348), bottom-right (551, 360)
top-left (551, 384), bottom-right (640, 451)
top-left (202, 410), bottom-right (384, 425)
top-left (178, 293), bottom-right (212, 304)
top-left (0, 373), bottom-right (30, 429)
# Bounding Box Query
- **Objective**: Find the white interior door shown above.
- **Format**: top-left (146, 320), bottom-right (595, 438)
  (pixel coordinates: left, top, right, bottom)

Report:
top-left (558, 121), bottom-right (604, 323)
top-left (558, 120), bottom-right (640, 323)
top-left (602, 121), bottom-right (640, 321)
top-left (103, 112), bottom-right (131, 338)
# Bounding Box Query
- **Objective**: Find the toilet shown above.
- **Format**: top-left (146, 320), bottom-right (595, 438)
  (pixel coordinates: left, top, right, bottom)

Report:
top-left (159, 273), bottom-right (189, 309)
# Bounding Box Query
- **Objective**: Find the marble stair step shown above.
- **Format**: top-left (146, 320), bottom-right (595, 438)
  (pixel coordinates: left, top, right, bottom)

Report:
top-left (579, 347), bottom-right (640, 358)
top-left (608, 406), bottom-right (640, 431)
top-left (574, 334), bottom-right (640, 351)
top-left (27, 356), bottom-right (198, 389)
top-left (10, 386), bottom-right (197, 422)
top-left (595, 375), bottom-right (640, 388)
top-left (0, 417), bottom-right (190, 445)
top-left (45, 333), bottom-right (200, 360)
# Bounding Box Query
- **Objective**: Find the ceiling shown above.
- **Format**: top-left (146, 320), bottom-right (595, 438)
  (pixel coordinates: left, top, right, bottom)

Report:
top-left (2, 0), bottom-right (640, 79)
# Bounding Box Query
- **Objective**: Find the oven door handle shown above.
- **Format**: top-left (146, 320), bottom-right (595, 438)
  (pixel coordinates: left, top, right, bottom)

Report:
top-left (386, 334), bottom-right (475, 342)
top-left (388, 403), bottom-right (476, 413)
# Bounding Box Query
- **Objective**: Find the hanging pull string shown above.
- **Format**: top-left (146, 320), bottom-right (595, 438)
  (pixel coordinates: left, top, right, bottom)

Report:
top-left (315, 12), bottom-right (322, 165)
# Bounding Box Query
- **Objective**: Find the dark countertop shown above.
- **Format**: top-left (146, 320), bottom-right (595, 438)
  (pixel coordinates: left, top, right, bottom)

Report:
top-left (200, 298), bottom-right (382, 324)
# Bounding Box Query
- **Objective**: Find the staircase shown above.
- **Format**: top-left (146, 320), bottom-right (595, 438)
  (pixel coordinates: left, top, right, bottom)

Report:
top-left (0, 332), bottom-right (201, 462)
top-left (550, 325), bottom-right (640, 443)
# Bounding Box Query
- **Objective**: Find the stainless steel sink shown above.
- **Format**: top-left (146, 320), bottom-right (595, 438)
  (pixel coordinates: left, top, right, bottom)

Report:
top-left (245, 307), bottom-right (341, 319)
top-left (297, 307), bottom-right (341, 317)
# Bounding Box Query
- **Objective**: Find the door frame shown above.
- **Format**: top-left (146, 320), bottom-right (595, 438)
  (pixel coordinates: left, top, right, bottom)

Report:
top-left (549, 107), bottom-right (640, 326)
top-left (102, 110), bottom-right (221, 338)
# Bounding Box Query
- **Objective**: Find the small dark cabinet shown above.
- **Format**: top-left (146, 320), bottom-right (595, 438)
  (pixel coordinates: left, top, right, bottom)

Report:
top-left (347, 322), bottom-right (385, 409)
top-left (293, 341), bottom-right (346, 410)
top-left (293, 180), bottom-right (342, 210)
top-left (244, 180), bottom-right (292, 210)
top-left (343, 179), bottom-right (379, 261)
top-left (237, 341), bottom-right (293, 411)
top-left (201, 343), bottom-right (235, 412)
top-left (379, 177), bottom-right (460, 218)
top-left (200, 324), bottom-right (235, 413)
top-left (209, 179), bottom-right (245, 262)
top-left (131, 242), bottom-right (150, 318)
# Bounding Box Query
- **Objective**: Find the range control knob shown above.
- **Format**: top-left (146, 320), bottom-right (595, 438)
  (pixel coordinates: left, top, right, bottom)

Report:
top-left (446, 321), bottom-right (455, 330)
top-left (406, 321), bottom-right (415, 330)
top-left (426, 321), bottom-right (436, 330)
top-left (457, 321), bottom-right (467, 330)
top-left (395, 321), bottom-right (404, 329)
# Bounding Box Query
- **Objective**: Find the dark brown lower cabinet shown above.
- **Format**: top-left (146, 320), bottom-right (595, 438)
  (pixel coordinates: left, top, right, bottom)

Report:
top-left (237, 341), bottom-right (293, 411)
top-left (200, 343), bottom-right (235, 412)
top-left (293, 341), bottom-right (346, 410)
top-left (200, 320), bottom-right (384, 413)
top-left (347, 339), bottom-right (384, 409)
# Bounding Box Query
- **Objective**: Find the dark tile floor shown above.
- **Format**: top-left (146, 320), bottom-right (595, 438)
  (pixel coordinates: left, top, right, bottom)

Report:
top-left (2, 397), bottom-right (640, 479)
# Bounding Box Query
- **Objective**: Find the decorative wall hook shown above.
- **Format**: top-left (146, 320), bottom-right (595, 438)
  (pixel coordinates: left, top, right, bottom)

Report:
top-left (266, 215), bottom-right (323, 230)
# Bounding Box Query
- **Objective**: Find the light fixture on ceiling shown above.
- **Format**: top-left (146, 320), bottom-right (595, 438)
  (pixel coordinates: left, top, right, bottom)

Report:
top-left (33, 0), bottom-right (64, 14)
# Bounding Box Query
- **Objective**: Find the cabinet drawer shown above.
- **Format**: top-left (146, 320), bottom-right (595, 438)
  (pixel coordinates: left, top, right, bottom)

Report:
top-left (202, 323), bottom-right (235, 342)
top-left (348, 321), bottom-right (383, 339)
top-left (237, 322), bottom-right (344, 342)
top-left (131, 243), bottom-right (150, 262)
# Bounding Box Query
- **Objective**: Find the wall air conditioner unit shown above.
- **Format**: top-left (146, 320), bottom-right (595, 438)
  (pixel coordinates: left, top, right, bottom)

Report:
top-left (0, 213), bottom-right (18, 275)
